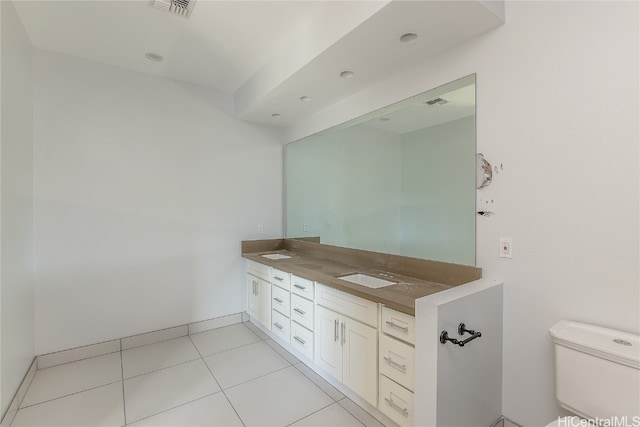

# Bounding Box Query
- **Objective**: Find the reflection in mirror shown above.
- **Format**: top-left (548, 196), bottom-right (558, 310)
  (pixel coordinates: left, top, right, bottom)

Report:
top-left (285, 75), bottom-right (476, 266)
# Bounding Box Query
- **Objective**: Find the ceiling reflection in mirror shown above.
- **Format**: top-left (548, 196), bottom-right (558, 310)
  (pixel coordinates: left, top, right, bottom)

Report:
top-left (285, 75), bottom-right (476, 266)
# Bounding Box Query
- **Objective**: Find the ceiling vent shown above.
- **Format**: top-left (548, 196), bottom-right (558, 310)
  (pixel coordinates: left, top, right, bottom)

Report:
top-left (424, 97), bottom-right (449, 106)
top-left (153, 0), bottom-right (197, 19)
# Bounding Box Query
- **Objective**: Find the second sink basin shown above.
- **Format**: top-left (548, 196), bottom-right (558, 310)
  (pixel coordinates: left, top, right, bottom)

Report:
top-left (261, 253), bottom-right (292, 260)
top-left (338, 273), bottom-right (397, 289)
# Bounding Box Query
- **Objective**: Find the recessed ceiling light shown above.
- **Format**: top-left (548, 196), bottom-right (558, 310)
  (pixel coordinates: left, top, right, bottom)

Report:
top-left (340, 70), bottom-right (355, 79)
top-left (399, 32), bottom-right (418, 43)
top-left (271, 113), bottom-right (281, 117)
top-left (299, 96), bottom-right (312, 102)
top-left (145, 52), bottom-right (164, 62)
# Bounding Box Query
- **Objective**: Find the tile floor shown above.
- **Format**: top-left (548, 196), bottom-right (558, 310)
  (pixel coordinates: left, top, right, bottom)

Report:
top-left (11, 322), bottom-right (386, 427)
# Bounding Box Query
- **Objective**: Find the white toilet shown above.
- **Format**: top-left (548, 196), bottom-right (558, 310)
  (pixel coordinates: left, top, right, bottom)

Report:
top-left (546, 320), bottom-right (640, 427)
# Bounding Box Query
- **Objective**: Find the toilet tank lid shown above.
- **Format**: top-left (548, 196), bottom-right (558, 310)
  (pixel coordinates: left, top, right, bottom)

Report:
top-left (549, 321), bottom-right (640, 369)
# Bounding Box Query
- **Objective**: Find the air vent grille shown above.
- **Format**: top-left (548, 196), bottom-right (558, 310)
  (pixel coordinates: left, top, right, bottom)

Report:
top-left (424, 97), bottom-right (449, 106)
top-left (153, 0), bottom-right (196, 18)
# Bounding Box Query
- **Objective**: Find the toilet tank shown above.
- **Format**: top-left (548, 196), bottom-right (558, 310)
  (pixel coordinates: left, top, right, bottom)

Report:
top-left (549, 321), bottom-right (640, 421)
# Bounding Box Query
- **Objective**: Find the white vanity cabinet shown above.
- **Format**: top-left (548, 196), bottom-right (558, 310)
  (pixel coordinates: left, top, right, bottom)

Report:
top-left (314, 283), bottom-right (378, 406)
top-left (244, 256), bottom-right (503, 427)
top-left (271, 270), bottom-right (292, 344)
top-left (290, 274), bottom-right (315, 359)
top-left (379, 306), bottom-right (416, 426)
top-left (246, 261), bottom-right (272, 330)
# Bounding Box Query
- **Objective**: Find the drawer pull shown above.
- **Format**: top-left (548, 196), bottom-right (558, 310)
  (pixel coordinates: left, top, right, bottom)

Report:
top-left (383, 356), bottom-right (407, 373)
top-left (293, 284), bottom-right (306, 290)
top-left (293, 308), bottom-right (306, 316)
top-left (293, 336), bottom-right (306, 345)
top-left (384, 397), bottom-right (409, 417)
top-left (273, 276), bottom-right (284, 281)
top-left (273, 297), bottom-right (284, 303)
top-left (274, 322), bottom-right (284, 330)
top-left (334, 319), bottom-right (339, 342)
top-left (385, 320), bottom-right (409, 332)
top-left (341, 322), bottom-right (345, 345)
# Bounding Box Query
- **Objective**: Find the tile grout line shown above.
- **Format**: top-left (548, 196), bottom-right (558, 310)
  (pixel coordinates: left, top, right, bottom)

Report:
top-left (187, 335), bottom-right (247, 427)
top-left (221, 364), bottom-right (294, 392)
top-left (264, 339), bottom-right (302, 364)
top-left (191, 324), bottom-right (265, 359)
top-left (35, 350), bottom-right (122, 371)
top-left (37, 338), bottom-right (121, 358)
top-left (242, 320), bottom-right (270, 340)
top-left (241, 325), bottom-right (350, 409)
top-left (37, 313), bottom-right (246, 371)
top-left (284, 399), bottom-right (366, 427)
top-left (18, 380), bottom-right (123, 410)
top-left (122, 356), bottom-right (202, 381)
top-left (196, 339), bottom-right (262, 358)
top-left (123, 392), bottom-right (221, 426)
top-left (0, 357), bottom-right (37, 426)
top-left (291, 362), bottom-right (344, 403)
top-left (38, 330), bottom-right (187, 370)
top-left (284, 400), bottom-right (336, 427)
top-left (338, 398), bottom-right (386, 427)
top-left (288, 362), bottom-right (374, 427)
top-left (120, 341), bottom-right (128, 426)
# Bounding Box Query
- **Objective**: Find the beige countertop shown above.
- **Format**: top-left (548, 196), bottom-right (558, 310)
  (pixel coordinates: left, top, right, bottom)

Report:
top-left (243, 249), bottom-right (454, 316)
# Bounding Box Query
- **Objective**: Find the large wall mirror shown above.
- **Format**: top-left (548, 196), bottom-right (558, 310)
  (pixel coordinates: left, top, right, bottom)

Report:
top-left (285, 75), bottom-right (476, 266)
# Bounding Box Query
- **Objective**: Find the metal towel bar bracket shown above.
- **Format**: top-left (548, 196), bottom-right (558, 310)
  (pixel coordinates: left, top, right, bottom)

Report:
top-left (440, 323), bottom-right (482, 347)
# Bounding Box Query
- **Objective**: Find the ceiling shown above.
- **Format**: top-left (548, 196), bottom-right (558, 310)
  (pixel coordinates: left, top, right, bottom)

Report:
top-left (13, 0), bottom-right (503, 128)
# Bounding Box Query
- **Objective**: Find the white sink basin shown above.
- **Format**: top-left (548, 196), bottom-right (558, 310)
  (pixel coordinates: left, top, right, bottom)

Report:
top-left (261, 253), bottom-right (292, 260)
top-left (338, 273), bottom-right (397, 289)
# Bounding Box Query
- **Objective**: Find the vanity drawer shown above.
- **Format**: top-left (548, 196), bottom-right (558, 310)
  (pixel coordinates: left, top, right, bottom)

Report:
top-left (271, 285), bottom-right (290, 316)
top-left (271, 269), bottom-right (291, 290)
top-left (271, 310), bottom-right (290, 344)
top-left (291, 294), bottom-right (314, 330)
top-left (290, 321), bottom-right (314, 360)
top-left (246, 260), bottom-right (271, 282)
top-left (291, 275), bottom-right (314, 300)
top-left (381, 307), bottom-right (415, 344)
top-left (315, 283), bottom-right (378, 327)
top-left (379, 334), bottom-right (415, 391)
top-left (379, 374), bottom-right (414, 427)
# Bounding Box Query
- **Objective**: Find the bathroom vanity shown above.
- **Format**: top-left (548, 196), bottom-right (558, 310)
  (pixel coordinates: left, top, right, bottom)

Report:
top-left (242, 238), bottom-right (503, 426)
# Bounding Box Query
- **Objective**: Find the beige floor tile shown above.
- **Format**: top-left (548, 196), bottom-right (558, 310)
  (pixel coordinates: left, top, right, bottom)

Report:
top-left (21, 353), bottom-right (122, 408)
top-left (12, 382), bottom-right (124, 427)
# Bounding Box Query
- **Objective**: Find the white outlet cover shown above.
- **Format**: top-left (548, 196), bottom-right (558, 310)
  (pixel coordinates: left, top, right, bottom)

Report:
top-left (500, 237), bottom-right (512, 258)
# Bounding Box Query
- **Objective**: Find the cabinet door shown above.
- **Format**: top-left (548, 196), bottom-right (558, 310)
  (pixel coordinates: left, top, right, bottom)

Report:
top-left (258, 278), bottom-right (271, 329)
top-left (247, 275), bottom-right (259, 319)
top-left (314, 306), bottom-right (342, 380)
top-left (343, 318), bottom-right (378, 406)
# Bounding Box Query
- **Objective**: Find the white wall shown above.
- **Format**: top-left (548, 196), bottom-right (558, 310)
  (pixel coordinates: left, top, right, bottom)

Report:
top-left (287, 2), bottom-right (639, 425)
top-left (33, 51), bottom-right (284, 355)
top-left (0, 0), bottom-right (35, 415)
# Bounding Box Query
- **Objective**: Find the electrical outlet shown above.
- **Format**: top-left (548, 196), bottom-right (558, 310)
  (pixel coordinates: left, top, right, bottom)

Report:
top-left (257, 224), bottom-right (264, 234)
top-left (303, 223), bottom-right (309, 232)
top-left (500, 238), bottom-right (512, 258)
